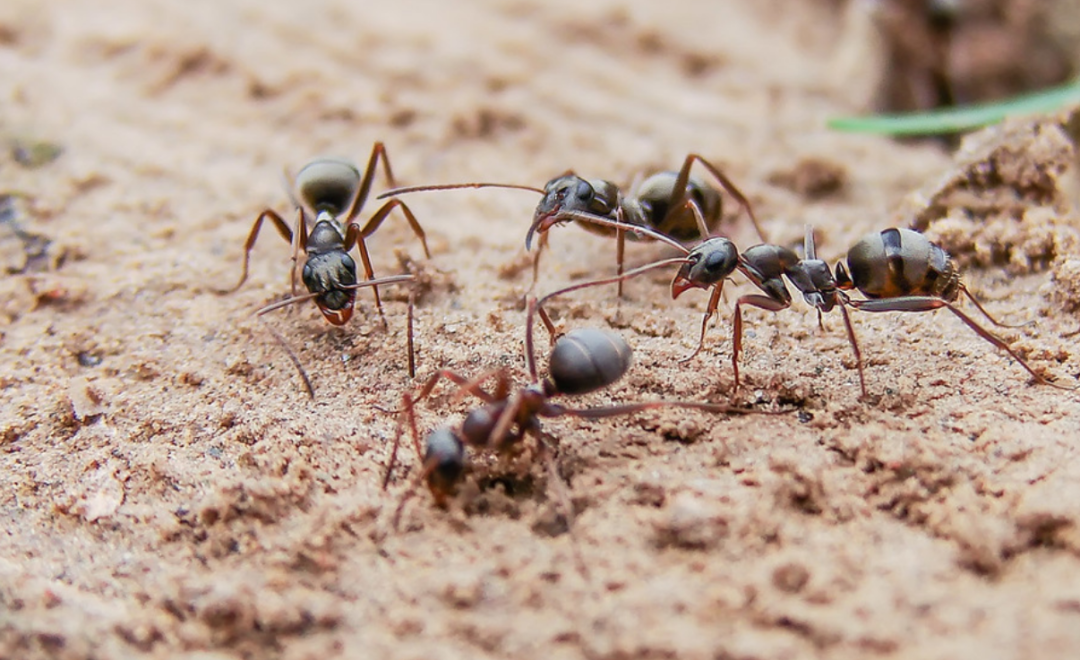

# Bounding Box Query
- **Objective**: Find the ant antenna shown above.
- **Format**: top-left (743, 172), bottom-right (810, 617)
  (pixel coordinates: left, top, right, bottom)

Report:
top-left (377, 182), bottom-right (545, 199)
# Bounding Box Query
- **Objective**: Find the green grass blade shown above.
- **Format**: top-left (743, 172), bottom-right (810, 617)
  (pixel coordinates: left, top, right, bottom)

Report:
top-left (828, 79), bottom-right (1080, 136)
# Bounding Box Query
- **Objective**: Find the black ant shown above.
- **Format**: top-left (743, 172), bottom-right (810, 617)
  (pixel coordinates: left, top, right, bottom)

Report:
top-left (537, 222), bottom-right (1076, 396)
top-left (376, 154), bottom-right (765, 296)
top-left (383, 298), bottom-right (772, 527)
top-left (220, 143), bottom-right (430, 327)
top-left (219, 143), bottom-right (429, 393)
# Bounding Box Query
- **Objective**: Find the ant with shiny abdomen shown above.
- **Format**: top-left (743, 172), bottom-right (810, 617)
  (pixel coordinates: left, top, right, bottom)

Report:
top-left (376, 154), bottom-right (766, 296)
top-left (534, 221), bottom-right (1076, 396)
top-left (383, 297), bottom-right (772, 528)
top-left (219, 143), bottom-right (430, 394)
top-left (220, 143), bottom-right (431, 327)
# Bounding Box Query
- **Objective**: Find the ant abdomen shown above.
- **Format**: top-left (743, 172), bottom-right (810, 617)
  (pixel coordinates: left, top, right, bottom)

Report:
top-left (845, 228), bottom-right (961, 301)
top-left (295, 158), bottom-right (362, 216)
top-left (637, 172), bottom-right (721, 242)
top-left (547, 328), bottom-right (633, 396)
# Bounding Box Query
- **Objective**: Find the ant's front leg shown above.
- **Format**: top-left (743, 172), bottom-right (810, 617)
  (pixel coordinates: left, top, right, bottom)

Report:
top-left (731, 294), bottom-right (790, 390)
top-left (218, 209), bottom-right (295, 294)
top-left (679, 284), bottom-right (724, 364)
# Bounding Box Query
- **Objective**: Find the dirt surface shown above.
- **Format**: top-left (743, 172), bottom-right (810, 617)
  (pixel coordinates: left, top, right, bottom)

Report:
top-left (3, 1), bottom-right (1080, 659)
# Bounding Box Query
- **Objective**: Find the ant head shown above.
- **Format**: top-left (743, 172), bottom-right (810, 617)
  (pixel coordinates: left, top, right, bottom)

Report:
top-left (423, 427), bottom-right (466, 500)
top-left (798, 258), bottom-right (840, 311)
top-left (671, 237), bottom-right (738, 298)
top-left (301, 250), bottom-right (358, 325)
top-left (534, 175), bottom-right (620, 222)
top-left (547, 328), bottom-right (632, 396)
top-left (295, 159), bottom-right (362, 216)
top-left (537, 174), bottom-right (595, 215)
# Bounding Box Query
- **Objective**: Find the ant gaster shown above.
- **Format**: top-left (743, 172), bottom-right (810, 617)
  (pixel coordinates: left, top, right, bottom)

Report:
top-left (220, 143), bottom-right (431, 327)
top-left (384, 298), bottom-right (769, 526)
top-left (377, 154), bottom-right (766, 295)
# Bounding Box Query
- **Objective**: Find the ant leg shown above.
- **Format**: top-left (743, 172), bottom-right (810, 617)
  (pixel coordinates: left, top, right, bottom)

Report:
top-left (526, 296), bottom-right (545, 383)
top-left (679, 285), bottom-right (723, 363)
top-left (450, 369), bottom-right (511, 405)
top-left (537, 305), bottom-right (561, 344)
top-left (383, 390), bottom-right (423, 490)
top-left (218, 209), bottom-right (294, 294)
top-left (351, 236), bottom-right (387, 328)
top-left (959, 284), bottom-right (1033, 329)
top-left (409, 368), bottom-right (500, 409)
top-left (487, 391), bottom-right (524, 450)
top-left (674, 153), bottom-right (767, 243)
top-left (345, 142), bottom-right (397, 223)
top-left (616, 225), bottom-right (626, 300)
top-left (289, 209), bottom-right (310, 299)
top-left (732, 294), bottom-right (790, 390)
top-left (614, 206), bottom-right (629, 300)
top-left (837, 302), bottom-right (866, 399)
top-left (530, 231), bottom-right (549, 293)
top-left (849, 296), bottom-right (1077, 390)
top-left (353, 198), bottom-right (432, 258)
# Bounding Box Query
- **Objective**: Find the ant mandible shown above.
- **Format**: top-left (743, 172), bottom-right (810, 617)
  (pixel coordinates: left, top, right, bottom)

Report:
top-left (383, 297), bottom-right (770, 527)
top-left (220, 142), bottom-right (431, 327)
top-left (376, 154), bottom-right (766, 296)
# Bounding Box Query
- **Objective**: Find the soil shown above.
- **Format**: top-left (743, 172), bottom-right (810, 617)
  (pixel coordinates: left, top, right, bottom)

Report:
top-left (3, 1), bottom-right (1080, 659)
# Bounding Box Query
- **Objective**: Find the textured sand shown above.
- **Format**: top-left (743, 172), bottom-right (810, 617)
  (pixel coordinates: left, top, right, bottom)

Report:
top-left (3, 1), bottom-right (1080, 659)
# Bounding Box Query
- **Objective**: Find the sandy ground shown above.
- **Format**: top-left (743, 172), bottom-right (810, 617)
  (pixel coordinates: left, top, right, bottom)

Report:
top-left (3, 1), bottom-right (1080, 659)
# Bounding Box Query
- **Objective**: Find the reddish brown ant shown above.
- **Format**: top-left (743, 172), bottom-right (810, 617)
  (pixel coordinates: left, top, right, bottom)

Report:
top-left (383, 298), bottom-right (771, 527)
top-left (376, 154), bottom-right (765, 296)
top-left (220, 143), bottom-right (430, 326)
top-left (538, 223), bottom-right (1076, 396)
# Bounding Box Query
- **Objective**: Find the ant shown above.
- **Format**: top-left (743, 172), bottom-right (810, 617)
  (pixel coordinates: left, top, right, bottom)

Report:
top-left (377, 154), bottom-right (766, 296)
top-left (534, 223), bottom-right (1076, 396)
top-left (220, 143), bottom-right (431, 327)
top-left (383, 297), bottom-right (772, 527)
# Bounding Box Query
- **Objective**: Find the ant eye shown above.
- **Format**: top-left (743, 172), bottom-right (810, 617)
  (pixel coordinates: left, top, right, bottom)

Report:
top-left (340, 254), bottom-right (356, 272)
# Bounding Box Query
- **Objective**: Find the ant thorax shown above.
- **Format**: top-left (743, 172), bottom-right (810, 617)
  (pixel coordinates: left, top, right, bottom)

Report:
top-left (308, 211), bottom-right (347, 247)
